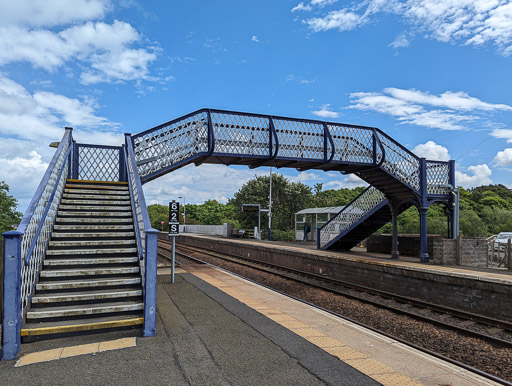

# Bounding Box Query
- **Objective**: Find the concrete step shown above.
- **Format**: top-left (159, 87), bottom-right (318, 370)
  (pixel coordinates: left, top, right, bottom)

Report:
top-left (36, 277), bottom-right (141, 290)
top-left (52, 231), bottom-right (135, 238)
top-left (56, 217), bottom-right (133, 224)
top-left (48, 239), bottom-right (136, 247)
top-left (58, 205), bottom-right (132, 211)
top-left (44, 257), bottom-right (139, 266)
top-left (62, 193), bottom-right (130, 200)
top-left (58, 211), bottom-right (132, 217)
top-left (26, 301), bottom-right (144, 319)
top-left (66, 183), bottom-right (129, 191)
top-left (39, 266), bottom-right (140, 278)
top-left (22, 316), bottom-right (143, 337)
top-left (60, 201), bottom-right (130, 206)
top-left (64, 188), bottom-right (129, 195)
top-left (53, 225), bottom-right (134, 231)
top-left (46, 247), bottom-right (137, 256)
top-left (31, 289), bottom-right (142, 303)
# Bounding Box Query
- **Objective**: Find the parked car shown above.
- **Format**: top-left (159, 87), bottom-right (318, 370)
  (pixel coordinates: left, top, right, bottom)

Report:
top-left (494, 232), bottom-right (512, 251)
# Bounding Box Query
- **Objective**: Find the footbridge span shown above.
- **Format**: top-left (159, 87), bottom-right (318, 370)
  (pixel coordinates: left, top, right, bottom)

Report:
top-left (2, 108), bottom-right (455, 360)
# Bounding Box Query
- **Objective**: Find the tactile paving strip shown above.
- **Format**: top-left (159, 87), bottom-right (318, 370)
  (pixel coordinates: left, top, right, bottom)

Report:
top-left (185, 266), bottom-right (421, 386)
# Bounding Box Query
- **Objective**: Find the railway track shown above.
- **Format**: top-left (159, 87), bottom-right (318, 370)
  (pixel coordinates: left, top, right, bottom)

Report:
top-left (158, 239), bottom-right (512, 384)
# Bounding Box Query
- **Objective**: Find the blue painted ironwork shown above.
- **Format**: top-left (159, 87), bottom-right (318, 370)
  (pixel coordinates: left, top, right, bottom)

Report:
top-left (75, 143), bottom-right (123, 182)
top-left (2, 231), bottom-right (22, 360)
top-left (2, 128), bottom-right (72, 360)
top-left (319, 186), bottom-right (388, 250)
top-left (24, 144), bottom-right (72, 266)
top-left (124, 133), bottom-right (157, 336)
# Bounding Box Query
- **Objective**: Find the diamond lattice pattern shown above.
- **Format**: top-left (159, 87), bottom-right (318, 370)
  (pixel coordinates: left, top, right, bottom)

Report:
top-left (79, 146), bottom-right (120, 181)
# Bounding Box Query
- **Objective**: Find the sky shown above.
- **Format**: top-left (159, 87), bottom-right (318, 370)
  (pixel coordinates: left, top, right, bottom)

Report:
top-left (1, 0), bottom-right (512, 213)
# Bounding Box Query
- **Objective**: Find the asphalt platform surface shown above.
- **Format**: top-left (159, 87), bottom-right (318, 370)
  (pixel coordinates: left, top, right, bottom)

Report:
top-left (0, 273), bottom-right (377, 385)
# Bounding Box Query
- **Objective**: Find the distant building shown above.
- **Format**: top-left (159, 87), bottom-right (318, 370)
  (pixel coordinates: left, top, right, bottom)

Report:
top-left (295, 206), bottom-right (344, 241)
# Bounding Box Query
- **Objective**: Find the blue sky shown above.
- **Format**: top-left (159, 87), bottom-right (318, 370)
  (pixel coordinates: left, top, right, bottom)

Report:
top-left (1, 0), bottom-right (512, 212)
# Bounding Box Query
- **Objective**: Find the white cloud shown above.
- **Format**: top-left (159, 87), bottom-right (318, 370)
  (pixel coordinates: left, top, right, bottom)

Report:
top-left (349, 87), bottom-right (511, 131)
top-left (311, 0), bottom-right (338, 8)
top-left (491, 128), bottom-right (512, 143)
top-left (412, 141), bottom-right (450, 161)
top-left (0, 0), bottom-right (109, 27)
top-left (0, 74), bottom-right (120, 141)
top-left (307, 9), bottom-right (368, 32)
top-left (324, 174), bottom-right (368, 190)
top-left (292, 2), bottom-right (313, 12)
top-left (494, 148), bottom-right (512, 166)
top-left (251, 35), bottom-right (259, 42)
top-left (0, 20), bottom-right (158, 84)
top-left (301, 0), bottom-right (512, 55)
top-left (143, 164), bottom-right (268, 205)
top-left (312, 104), bottom-right (340, 118)
top-left (455, 164), bottom-right (492, 188)
top-left (389, 32), bottom-right (410, 48)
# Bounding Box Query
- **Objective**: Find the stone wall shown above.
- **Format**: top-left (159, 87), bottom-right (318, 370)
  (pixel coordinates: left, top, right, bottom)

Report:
top-left (367, 234), bottom-right (489, 267)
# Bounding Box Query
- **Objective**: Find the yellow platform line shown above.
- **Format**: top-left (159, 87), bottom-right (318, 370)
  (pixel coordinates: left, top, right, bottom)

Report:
top-left (15, 337), bottom-right (137, 367)
top-left (21, 317), bottom-right (143, 336)
top-left (187, 267), bottom-right (421, 386)
top-left (66, 179), bottom-right (128, 185)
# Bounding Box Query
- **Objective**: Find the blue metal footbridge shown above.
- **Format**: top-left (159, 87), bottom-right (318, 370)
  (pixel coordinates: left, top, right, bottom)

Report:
top-left (2, 108), bottom-right (455, 360)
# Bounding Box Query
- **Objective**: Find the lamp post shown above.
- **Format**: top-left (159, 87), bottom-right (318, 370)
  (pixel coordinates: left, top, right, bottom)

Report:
top-left (178, 196), bottom-right (186, 232)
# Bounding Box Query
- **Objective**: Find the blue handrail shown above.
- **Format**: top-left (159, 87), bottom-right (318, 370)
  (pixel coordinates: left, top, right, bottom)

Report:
top-left (24, 144), bottom-right (73, 266)
top-left (17, 129), bottom-right (72, 235)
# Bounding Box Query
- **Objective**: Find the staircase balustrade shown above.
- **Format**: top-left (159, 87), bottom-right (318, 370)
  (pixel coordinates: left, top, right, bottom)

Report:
top-left (319, 187), bottom-right (387, 249)
top-left (125, 135), bottom-right (158, 337)
top-left (2, 128), bottom-right (72, 360)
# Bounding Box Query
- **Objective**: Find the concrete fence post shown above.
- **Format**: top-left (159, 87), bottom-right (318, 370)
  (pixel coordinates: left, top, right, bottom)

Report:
top-left (456, 235), bottom-right (462, 266)
top-left (508, 239), bottom-right (512, 271)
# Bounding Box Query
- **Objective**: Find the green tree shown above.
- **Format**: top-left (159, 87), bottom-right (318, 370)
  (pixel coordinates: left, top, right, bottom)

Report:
top-left (0, 181), bottom-right (22, 236)
top-left (185, 200), bottom-right (235, 225)
top-left (229, 174), bottom-right (314, 231)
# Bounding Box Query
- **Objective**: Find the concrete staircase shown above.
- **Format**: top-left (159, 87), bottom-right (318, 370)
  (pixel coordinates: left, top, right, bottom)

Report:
top-left (22, 180), bottom-right (144, 339)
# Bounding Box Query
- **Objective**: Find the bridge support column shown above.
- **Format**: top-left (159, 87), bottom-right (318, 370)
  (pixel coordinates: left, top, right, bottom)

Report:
top-left (2, 231), bottom-right (22, 360)
top-left (419, 207), bottom-right (429, 263)
top-left (391, 209), bottom-right (400, 260)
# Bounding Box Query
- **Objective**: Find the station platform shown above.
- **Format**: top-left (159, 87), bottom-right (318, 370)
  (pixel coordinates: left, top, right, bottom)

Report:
top-left (176, 234), bottom-right (512, 322)
top-left (0, 265), bottom-right (498, 385)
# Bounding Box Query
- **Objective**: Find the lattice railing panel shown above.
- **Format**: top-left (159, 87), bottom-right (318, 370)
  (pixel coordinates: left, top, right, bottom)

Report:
top-left (134, 112), bottom-right (208, 178)
top-left (328, 124), bottom-right (374, 164)
top-left (427, 161), bottom-right (450, 194)
top-left (319, 186), bottom-right (386, 248)
top-left (78, 146), bottom-right (120, 181)
top-left (19, 131), bottom-right (71, 317)
top-left (378, 135), bottom-right (421, 191)
top-left (274, 119), bottom-right (324, 159)
top-left (211, 112), bottom-right (269, 156)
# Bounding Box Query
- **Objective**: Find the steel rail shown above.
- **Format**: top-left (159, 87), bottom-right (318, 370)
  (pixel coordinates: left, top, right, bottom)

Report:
top-left (157, 239), bottom-right (511, 386)
top-left (170, 241), bottom-right (512, 348)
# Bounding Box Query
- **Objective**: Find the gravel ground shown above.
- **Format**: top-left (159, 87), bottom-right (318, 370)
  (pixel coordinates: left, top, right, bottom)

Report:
top-left (171, 246), bottom-right (512, 382)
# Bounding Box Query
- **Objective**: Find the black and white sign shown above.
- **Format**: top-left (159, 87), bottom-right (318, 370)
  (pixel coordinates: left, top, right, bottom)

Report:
top-left (168, 222), bottom-right (179, 236)
top-left (168, 200), bottom-right (180, 236)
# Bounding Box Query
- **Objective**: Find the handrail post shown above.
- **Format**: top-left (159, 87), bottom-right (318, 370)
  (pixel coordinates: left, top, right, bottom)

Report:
top-left (2, 231), bottom-right (22, 360)
top-left (72, 141), bottom-right (79, 179)
top-left (119, 145), bottom-right (127, 182)
top-left (419, 158), bottom-right (429, 263)
top-left (143, 229), bottom-right (159, 336)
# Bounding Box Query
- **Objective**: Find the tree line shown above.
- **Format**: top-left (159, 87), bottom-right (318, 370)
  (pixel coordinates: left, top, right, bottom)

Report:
top-left (146, 174), bottom-right (512, 239)
top-left (2, 177), bottom-right (510, 239)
